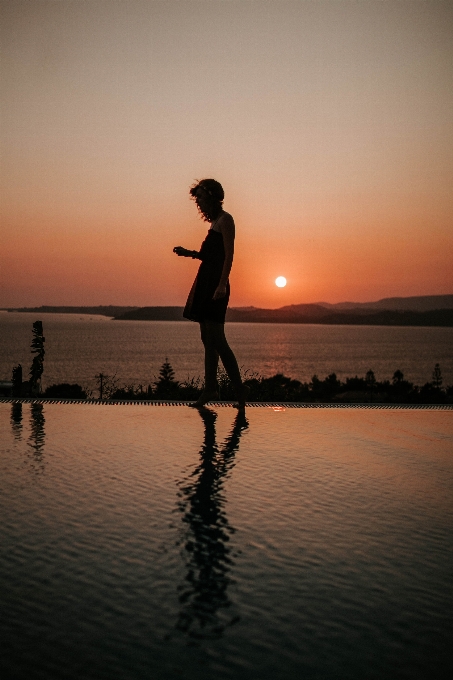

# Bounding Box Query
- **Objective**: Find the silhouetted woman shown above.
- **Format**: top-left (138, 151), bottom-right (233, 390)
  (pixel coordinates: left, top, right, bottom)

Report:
top-left (173, 179), bottom-right (248, 409)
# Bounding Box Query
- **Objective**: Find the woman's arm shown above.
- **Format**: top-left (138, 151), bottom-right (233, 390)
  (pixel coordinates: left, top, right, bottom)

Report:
top-left (173, 246), bottom-right (201, 259)
top-left (213, 213), bottom-right (235, 300)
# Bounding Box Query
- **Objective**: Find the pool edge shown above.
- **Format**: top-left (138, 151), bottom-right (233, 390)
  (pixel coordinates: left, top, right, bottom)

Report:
top-left (1, 397), bottom-right (452, 410)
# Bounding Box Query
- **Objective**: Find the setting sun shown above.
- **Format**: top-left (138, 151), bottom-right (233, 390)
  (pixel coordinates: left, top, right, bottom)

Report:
top-left (275, 277), bottom-right (287, 288)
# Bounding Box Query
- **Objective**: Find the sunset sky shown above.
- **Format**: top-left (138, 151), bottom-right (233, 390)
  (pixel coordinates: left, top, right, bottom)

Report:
top-left (1, 0), bottom-right (452, 309)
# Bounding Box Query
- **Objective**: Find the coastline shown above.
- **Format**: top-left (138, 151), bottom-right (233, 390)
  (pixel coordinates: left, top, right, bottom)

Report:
top-left (3, 304), bottom-right (453, 327)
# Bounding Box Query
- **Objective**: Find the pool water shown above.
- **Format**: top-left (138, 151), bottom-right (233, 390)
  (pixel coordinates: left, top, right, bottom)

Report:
top-left (1, 403), bottom-right (452, 679)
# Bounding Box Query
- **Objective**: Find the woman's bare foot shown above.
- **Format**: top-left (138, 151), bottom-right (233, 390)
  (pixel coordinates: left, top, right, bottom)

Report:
top-left (189, 389), bottom-right (219, 408)
top-left (236, 385), bottom-right (250, 410)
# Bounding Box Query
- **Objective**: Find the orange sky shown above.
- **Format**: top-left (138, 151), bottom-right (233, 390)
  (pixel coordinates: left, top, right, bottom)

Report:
top-left (1, 0), bottom-right (452, 308)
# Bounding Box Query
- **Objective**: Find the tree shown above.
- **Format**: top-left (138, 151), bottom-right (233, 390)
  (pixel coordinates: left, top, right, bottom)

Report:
top-left (392, 370), bottom-right (404, 385)
top-left (95, 373), bottom-right (119, 400)
top-left (154, 358), bottom-right (179, 398)
top-left (158, 358), bottom-right (176, 383)
top-left (12, 364), bottom-right (23, 396)
top-left (365, 369), bottom-right (376, 402)
top-left (29, 321), bottom-right (45, 395)
top-left (365, 370), bottom-right (376, 388)
top-left (390, 369), bottom-right (415, 402)
top-left (432, 363), bottom-right (443, 389)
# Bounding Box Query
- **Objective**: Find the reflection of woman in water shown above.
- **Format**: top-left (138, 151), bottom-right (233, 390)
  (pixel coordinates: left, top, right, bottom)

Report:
top-left (11, 403), bottom-right (46, 473)
top-left (175, 407), bottom-right (248, 639)
top-left (10, 402), bottom-right (23, 440)
top-left (174, 179), bottom-right (248, 409)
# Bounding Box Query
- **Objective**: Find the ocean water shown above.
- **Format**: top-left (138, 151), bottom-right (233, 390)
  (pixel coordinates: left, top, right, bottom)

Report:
top-left (1, 311), bottom-right (453, 393)
top-left (1, 403), bottom-right (452, 679)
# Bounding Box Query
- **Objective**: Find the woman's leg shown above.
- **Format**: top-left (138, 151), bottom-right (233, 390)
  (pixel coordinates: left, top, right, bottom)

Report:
top-left (205, 321), bottom-right (248, 408)
top-left (189, 322), bottom-right (220, 407)
top-left (200, 321), bottom-right (219, 392)
top-left (190, 321), bottom-right (248, 408)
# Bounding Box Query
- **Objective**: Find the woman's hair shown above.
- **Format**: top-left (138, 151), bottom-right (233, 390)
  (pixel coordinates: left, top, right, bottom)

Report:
top-left (189, 179), bottom-right (224, 222)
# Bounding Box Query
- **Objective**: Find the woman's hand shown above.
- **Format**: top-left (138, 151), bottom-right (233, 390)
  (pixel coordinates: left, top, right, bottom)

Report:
top-left (213, 283), bottom-right (227, 300)
top-left (173, 246), bottom-right (190, 257)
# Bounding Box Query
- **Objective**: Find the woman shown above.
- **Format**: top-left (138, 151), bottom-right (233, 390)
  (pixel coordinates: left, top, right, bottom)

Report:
top-left (173, 179), bottom-right (248, 409)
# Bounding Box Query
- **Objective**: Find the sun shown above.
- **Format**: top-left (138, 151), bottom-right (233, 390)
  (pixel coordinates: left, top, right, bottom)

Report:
top-left (275, 276), bottom-right (287, 288)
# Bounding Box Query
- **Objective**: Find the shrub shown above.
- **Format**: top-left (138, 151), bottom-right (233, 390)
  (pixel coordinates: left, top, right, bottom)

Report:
top-left (110, 385), bottom-right (141, 400)
top-left (251, 373), bottom-right (306, 402)
top-left (310, 373), bottom-right (341, 400)
top-left (95, 373), bottom-right (119, 399)
top-left (90, 361), bottom-right (452, 405)
top-left (178, 376), bottom-right (203, 401)
top-left (44, 383), bottom-right (87, 399)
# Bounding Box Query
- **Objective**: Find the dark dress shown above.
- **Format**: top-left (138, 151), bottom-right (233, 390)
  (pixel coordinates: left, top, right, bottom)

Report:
top-left (183, 229), bottom-right (230, 323)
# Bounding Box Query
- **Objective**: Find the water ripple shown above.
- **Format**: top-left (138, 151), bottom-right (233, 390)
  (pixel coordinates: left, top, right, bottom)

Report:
top-left (0, 404), bottom-right (452, 679)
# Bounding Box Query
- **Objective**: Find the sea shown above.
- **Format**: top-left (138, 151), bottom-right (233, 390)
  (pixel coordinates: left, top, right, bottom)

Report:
top-left (1, 403), bottom-right (452, 679)
top-left (1, 311), bottom-right (453, 394)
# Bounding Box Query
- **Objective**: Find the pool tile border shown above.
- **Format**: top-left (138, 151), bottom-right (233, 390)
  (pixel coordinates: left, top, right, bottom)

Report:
top-left (0, 398), bottom-right (452, 410)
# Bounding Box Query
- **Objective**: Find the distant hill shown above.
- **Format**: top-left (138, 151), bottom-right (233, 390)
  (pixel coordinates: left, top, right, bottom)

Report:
top-left (5, 296), bottom-right (453, 326)
top-left (115, 306), bottom-right (186, 321)
top-left (225, 304), bottom-right (330, 322)
top-left (314, 295), bottom-right (453, 312)
top-left (113, 303), bottom-right (453, 327)
top-left (223, 308), bottom-right (453, 326)
top-left (5, 305), bottom-right (139, 317)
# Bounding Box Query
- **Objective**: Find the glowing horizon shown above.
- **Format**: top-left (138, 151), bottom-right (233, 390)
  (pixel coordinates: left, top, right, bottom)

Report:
top-left (1, 1), bottom-right (452, 309)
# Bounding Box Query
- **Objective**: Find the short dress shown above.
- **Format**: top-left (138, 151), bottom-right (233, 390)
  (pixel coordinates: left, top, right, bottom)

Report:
top-left (183, 229), bottom-right (230, 323)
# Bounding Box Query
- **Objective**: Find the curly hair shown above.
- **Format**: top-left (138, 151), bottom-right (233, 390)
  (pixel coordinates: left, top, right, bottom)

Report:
top-left (189, 179), bottom-right (224, 222)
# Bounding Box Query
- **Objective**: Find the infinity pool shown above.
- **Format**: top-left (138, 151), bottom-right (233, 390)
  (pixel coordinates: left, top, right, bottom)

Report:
top-left (1, 403), bottom-right (452, 679)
